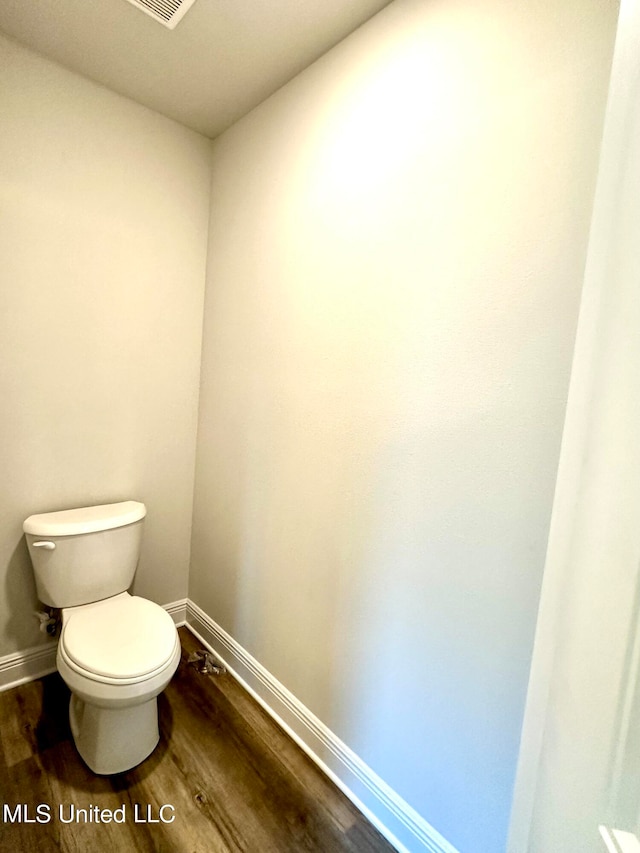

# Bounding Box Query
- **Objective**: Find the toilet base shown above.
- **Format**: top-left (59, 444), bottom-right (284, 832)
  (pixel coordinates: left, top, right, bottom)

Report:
top-left (69, 693), bottom-right (159, 775)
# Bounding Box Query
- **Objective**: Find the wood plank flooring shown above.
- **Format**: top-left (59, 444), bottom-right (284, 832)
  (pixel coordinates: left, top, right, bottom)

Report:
top-left (0, 627), bottom-right (397, 853)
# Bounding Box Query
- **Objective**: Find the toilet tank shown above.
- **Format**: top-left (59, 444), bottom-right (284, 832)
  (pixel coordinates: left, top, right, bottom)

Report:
top-left (23, 501), bottom-right (146, 608)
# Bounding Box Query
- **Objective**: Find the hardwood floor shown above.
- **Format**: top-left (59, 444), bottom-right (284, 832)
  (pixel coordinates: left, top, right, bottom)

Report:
top-left (0, 628), bottom-right (397, 853)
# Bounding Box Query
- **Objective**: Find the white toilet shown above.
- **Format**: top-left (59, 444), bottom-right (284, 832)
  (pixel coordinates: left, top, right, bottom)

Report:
top-left (23, 500), bottom-right (180, 775)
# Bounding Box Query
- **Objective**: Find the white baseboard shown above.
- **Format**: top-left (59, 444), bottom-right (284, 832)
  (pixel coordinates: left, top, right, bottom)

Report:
top-left (0, 598), bottom-right (189, 694)
top-left (163, 597), bottom-right (188, 626)
top-left (0, 642), bottom-right (58, 693)
top-left (186, 599), bottom-right (459, 853)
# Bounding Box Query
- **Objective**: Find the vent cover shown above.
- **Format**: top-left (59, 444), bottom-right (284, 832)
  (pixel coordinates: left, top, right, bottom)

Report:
top-left (123, 0), bottom-right (198, 29)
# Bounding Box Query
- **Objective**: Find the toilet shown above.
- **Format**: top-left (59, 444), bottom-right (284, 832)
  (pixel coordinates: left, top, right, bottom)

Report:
top-left (23, 500), bottom-right (180, 775)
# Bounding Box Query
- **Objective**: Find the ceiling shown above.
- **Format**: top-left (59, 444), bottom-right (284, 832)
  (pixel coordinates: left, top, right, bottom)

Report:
top-left (0, 0), bottom-right (393, 139)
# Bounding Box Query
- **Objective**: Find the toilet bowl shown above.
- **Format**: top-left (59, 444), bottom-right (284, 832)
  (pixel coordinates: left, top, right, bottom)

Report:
top-left (23, 500), bottom-right (180, 775)
top-left (56, 592), bottom-right (181, 774)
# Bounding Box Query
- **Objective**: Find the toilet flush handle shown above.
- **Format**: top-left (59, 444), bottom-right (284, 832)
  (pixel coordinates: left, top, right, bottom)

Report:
top-left (32, 541), bottom-right (56, 550)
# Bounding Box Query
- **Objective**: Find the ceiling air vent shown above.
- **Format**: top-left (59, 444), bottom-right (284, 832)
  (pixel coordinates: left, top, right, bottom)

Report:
top-left (123, 0), bottom-right (198, 29)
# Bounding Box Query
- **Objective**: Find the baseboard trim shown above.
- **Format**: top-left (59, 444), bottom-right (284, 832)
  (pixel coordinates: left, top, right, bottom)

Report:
top-left (0, 642), bottom-right (57, 693)
top-left (0, 598), bottom-right (189, 694)
top-left (185, 599), bottom-right (459, 853)
top-left (163, 598), bottom-right (188, 626)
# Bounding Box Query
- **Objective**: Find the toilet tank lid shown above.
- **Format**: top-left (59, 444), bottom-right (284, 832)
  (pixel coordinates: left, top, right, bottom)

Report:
top-left (23, 501), bottom-right (146, 537)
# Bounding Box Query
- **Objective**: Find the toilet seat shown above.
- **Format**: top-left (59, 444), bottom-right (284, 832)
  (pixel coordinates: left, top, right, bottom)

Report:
top-left (59, 593), bottom-right (178, 684)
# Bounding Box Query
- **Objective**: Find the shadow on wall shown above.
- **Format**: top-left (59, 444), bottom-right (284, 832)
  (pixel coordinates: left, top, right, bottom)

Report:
top-left (4, 534), bottom-right (48, 651)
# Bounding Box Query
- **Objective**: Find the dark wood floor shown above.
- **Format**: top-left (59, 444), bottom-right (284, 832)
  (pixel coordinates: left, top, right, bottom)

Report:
top-left (0, 627), bottom-right (396, 853)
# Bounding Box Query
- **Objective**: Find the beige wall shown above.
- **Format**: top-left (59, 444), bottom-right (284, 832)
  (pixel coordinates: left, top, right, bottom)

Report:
top-left (0, 34), bottom-right (211, 654)
top-left (190, 0), bottom-right (617, 849)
